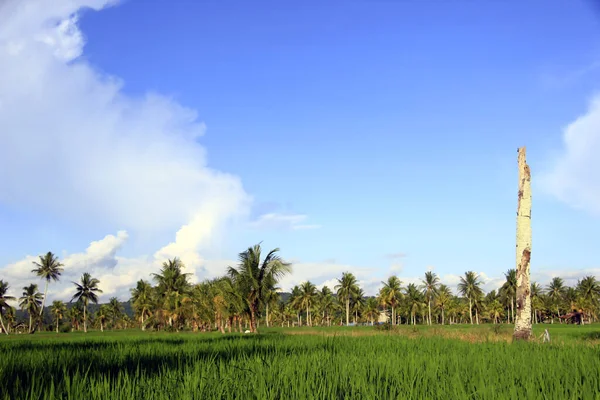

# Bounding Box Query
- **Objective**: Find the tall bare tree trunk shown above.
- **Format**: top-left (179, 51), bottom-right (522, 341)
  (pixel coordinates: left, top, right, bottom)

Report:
top-left (514, 147), bottom-right (532, 340)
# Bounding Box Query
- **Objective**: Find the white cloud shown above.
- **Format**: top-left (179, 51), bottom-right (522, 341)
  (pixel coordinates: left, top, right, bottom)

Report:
top-left (0, 0), bottom-right (250, 236)
top-left (540, 94), bottom-right (600, 215)
top-left (0, 0), bottom-right (255, 297)
top-left (249, 213), bottom-right (321, 231)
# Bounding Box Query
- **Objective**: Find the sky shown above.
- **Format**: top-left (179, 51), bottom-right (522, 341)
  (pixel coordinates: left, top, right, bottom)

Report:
top-left (1, 0), bottom-right (600, 302)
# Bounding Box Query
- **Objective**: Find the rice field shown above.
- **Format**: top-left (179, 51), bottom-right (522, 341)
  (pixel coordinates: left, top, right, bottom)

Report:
top-left (1, 325), bottom-right (599, 399)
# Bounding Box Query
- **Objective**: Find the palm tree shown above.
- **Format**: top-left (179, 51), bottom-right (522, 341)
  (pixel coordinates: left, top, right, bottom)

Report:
top-left (351, 288), bottom-right (365, 324)
top-left (108, 297), bottom-right (123, 329)
top-left (364, 297), bottom-right (379, 325)
top-left (152, 258), bottom-right (192, 328)
top-left (31, 252), bottom-right (64, 322)
top-left (130, 279), bottom-right (153, 330)
top-left (264, 288), bottom-right (280, 328)
top-left (577, 276), bottom-right (600, 323)
top-left (405, 283), bottom-right (423, 325)
top-left (421, 271), bottom-right (440, 325)
top-left (458, 271), bottom-right (483, 325)
top-left (530, 282), bottom-right (542, 324)
top-left (486, 299), bottom-right (504, 324)
top-left (0, 280), bottom-right (16, 335)
top-left (379, 276), bottom-right (402, 325)
top-left (318, 286), bottom-right (335, 326)
top-left (19, 284), bottom-right (43, 333)
top-left (289, 285), bottom-right (303, 326)
top-left (95, 305), bottom-right (111, 332)
top-left (335, 272), bottom-right (358, 326)
top-left (299, 281), bottom-right (317, 326)
top-left (50, 300), bottom-right (67, 333)
top-left (499, 269), bottom-right (517, 323)
top-left (67, 302), bottom-right (83, 331)
top-left (435, 284), bottom-right (452, 325)
top-left (71, 273), bottom-right (103, 333)
top-left (227, 244), bottom-right (292, 333)
top-left (546, 277), bottom-right (565, 324)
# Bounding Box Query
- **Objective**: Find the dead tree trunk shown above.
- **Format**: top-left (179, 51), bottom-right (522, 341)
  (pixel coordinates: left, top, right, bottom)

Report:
top-left (514, 147), bottom-right (532, 340)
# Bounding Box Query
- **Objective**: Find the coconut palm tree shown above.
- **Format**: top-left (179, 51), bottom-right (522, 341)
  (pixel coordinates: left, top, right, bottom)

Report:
top-left (351, 288), bottom-right (365, 324)
top-left (546, 277), bottom-right (566, 324)
top-left (335, 272), bottom-right (359, 326)
top-left (435, 284), bottom-right (452, 325)
top-left (486, 299), bottom-right (504, 324)
top-left (152, 258), bottom-right (192, 328)
top-left (379, 276), bottom-right (402, 325)
top-left (227, 244), bottom-right (292, 333)
top-left (31, 252), bottom-right (64, 323)
top-left (264, 288), bottom-right (280, 328)
top-left (421, 271), bottom-right (440, 325)
top-left (364, 297), bottom-right (379, 325)
top-left (577, 276), bottom-right (600, 322)
top-left (405, 283), bottom-right (423, 325)
top-left (499, 269), bottom-right (517, 323)
top-left (458, 271), bottom-right (483, 325)
top-left (95, 304), bottom-right (111, 332)
top-left (50, 300), bottom-right (66, 333)
top-left (108, 297), bottom-right (123, 329)
top-left (0, 280), bottom-right (16, 335)
top-left (71, 273), bottom-right (103, 333)
top-left (130, 279), bottom-right (153, 330)
top-left (299, 281), bottom-right (317, 326)
top-left (2, 306), bottom-right (15, 334)
top-left (318, 286), bottom-right (335, 326)
top-left (67, 302), bottom-right (83, 331)
top-left (19, 284), bottom-right (43, 333)
top-left (530, 282), bottom-right (542, 324)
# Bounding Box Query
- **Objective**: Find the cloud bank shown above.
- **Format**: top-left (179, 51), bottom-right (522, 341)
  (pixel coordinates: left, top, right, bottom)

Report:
top-left (540, 94), bottom-right (600, 215)
top-left (0, 0), bottom-right (252, 298)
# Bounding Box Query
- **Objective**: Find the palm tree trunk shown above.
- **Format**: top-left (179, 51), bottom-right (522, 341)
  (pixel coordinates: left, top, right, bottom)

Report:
top-left (266, 303), bottom-right (269, 328)
top-left (469, 298), bottom-right (473, 324)
top-left (83, 305), bottom-right (87, 333)
top-left (391, 306), bottom-right (395, 326)
top-left (306, 304), bottom-right (310, 327)
top-left (475, 308), bottom-right (479, 325)
top-left (346, 298), bottom-right (350, 326)
top-left (442, 308), bottom-right (445, 325)
top-left (557, 306), bottom-right (561, 324)
top-left (250, 305), bottom-right (258, 332)
top-left (510, 298), bottom-right (514, 323)
top-left (40, 280), bottom-right (49, 317)
top-left (428, 299), bottom-right (432, 326)
top-left (56, 317), bottom-right (59, 333)
top-left (0, 314), bottom-right (8, 335)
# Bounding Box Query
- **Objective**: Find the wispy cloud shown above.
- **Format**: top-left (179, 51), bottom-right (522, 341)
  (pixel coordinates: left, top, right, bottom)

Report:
top-left (385, 252), bottom-right (407, 259)
top-left (540, 60), bottom-right (600, 90)
top-left (249, 213), bottom-right (321, 231)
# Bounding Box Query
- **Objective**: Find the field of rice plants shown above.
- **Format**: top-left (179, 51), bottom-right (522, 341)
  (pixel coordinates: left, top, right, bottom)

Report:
top-left (1, 325), bottom-right (599, 400)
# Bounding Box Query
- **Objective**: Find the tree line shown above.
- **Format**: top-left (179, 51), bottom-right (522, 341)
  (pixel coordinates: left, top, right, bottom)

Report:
top-left (1, 244), bottom-right (599, 335)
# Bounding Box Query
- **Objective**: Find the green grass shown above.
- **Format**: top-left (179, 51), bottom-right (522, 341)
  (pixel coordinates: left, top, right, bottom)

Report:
top-left (1, 325), bottom-right (600, 399)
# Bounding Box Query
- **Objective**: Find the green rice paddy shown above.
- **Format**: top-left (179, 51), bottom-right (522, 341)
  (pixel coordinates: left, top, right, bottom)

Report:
top-left (1, 325), bottom-right (599, 399)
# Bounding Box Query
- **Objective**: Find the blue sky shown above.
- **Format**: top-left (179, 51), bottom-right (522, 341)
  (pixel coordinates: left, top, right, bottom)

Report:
top-left (1, 0), bottom-right (600, 300)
